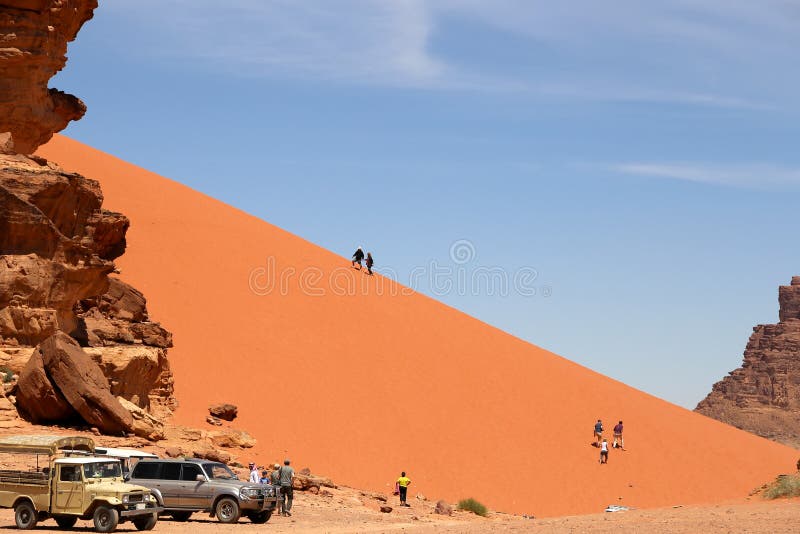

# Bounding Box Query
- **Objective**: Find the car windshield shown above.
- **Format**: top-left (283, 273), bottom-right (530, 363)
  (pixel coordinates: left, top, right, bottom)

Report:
top-left (202, 462), bottom-right (236, 480)
top-left (83, 461), bottom-right (122, 479)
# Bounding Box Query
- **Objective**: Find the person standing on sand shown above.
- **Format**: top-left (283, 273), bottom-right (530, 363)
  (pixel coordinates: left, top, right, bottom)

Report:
top-left (600, 439), bottom-right (609, 464)
top-left (613, 420), bottom-right (624, 449)
top-left (366, 252), bottom-right (374, 275)
top-left (279, 459), bottom-right (295, 516)
top-left (270, 464), bottom-right (283, 515)
top-left (352, 247), bottom-right (365, 269)
top-left (396, 472), bottom-right (411, 507)
top-left (248, 462), bottom-right (259, 483)
top-left (260, 470), bottom-right (270, 484)
top-left (594, 419), bottom-right (604, 447)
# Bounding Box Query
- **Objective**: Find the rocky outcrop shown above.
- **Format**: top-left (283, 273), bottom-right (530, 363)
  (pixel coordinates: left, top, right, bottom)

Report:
top-left (696, 277), bottom-right (800, 448)
top-left (16, 332), bottom-right (133, 434)
top-left (0, 1), bottom-right (98, 154)
top-left (0, 152), bottom-right (176, 433)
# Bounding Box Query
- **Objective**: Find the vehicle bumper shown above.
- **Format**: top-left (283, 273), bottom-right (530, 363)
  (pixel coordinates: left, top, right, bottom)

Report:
top-left (120, 506), bottom-right (164, 518)
top-left (240, 498), bottom-right (277, 512)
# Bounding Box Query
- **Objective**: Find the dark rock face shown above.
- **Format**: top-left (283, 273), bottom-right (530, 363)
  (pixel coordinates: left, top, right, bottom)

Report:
top-left (696, 277), bottom-right (800, 448)
top-left (0, 0), bottom-right (98, 154)
top-left (209, 403), bottom-right (238, 421)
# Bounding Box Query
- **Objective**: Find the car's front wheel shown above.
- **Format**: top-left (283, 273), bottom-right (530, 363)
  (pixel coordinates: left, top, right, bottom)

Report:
top-left (93, 506), bottom-right (119, 533)
top-left (215, 497), bottom-right (240, 524)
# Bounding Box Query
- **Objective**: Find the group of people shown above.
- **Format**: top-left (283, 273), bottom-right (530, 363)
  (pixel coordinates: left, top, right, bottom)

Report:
top-left (593, 419), bottom-right (625, 464)
top-left (248, 459), bottom-right (295, 516)
top-left (351, 246), bottom-right (375, 275)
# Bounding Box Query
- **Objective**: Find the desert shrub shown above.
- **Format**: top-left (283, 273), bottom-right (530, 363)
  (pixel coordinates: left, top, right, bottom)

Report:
top-left (458, 498), bottom-right (488, 517)
top-left (764, 474), bottom-right (800, 499)
top-left (0, 366), bottom-right (12, 383)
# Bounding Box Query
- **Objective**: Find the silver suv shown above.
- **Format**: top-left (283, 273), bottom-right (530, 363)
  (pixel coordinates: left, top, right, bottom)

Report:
top-left (128, 459), bottom-right (277, 524)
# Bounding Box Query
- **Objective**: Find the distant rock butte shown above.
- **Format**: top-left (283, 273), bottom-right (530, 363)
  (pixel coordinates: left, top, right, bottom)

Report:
top-left (0, 1), bottom-right (98, 154)
top-left (696, 276), bottom-right (800, 448)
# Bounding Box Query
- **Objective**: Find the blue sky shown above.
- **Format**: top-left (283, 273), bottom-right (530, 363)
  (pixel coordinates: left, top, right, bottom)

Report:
top-left (54, 0), bottom-right (799, 408)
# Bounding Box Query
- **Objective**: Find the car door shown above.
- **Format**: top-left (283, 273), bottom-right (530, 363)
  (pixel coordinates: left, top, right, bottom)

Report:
top-left (178, 463), bottom-right (213, 510)
top-left (54, 465), bottom-right (84, 514)
top-left (157, 462), bottom-right (184, 508)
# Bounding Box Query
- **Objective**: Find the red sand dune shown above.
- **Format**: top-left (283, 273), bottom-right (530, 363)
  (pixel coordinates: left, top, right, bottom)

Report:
top-left (39, 135), bottom-right (797, 517)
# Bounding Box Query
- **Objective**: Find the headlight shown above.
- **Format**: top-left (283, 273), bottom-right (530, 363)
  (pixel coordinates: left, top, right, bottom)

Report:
top-left (240, 488), bottom-right (261, 500)
top-left (122, 495), bottom-right (130, 504)
top-left (265, 487), bottom-right (275, 497)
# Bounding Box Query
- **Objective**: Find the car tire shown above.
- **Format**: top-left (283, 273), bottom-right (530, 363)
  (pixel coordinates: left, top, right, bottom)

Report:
top-left (215, 497), bottom-right (240, 524)
top-left (14, 501), bottom-right (38, 530)
top-left (55, 516), bottom-right (79, 529)
top-left (133, 514), bottom-right (157, 531)
top-left (247, 511), bottom-right (272, 524)
top-left (93, 506), bottom-right (119, 533)
top-left (170, 511), bottom-right (192, 522)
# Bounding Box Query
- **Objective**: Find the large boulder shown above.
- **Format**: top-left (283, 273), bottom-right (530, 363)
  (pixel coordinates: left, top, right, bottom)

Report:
top-left (117, 396), bottom-right (165, 441)
top-left (18, 332), bottom-right (134, 435)
top-left (209, 403), bottom-right (238, 421)
top-left (15, 344), bottom-right (76, 422)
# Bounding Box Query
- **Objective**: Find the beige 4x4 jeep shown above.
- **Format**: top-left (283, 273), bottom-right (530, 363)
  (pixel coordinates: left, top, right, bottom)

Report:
top-left (0, 435), bottom-right (162, 532)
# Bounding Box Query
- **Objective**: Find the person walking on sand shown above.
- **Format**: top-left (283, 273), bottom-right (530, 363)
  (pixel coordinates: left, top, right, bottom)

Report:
top-left (613, 420), bottom-right (625, 449)
top-left (279, 459), bottom-right (295, 516)
top-left (396, 471), bottom-right (411, 507)
top-left (248, 462), bottom-right (259, 484)
top-left (352, 247), bottom-right (365, 269)
top-left (270, 464), bottom-right (283, 516)
top-left (600, 439), bottom-right (609, 464)
top-left (594, 419), bottom-right (604, 447)
top-left (366, 252), bottom-right (374, 275)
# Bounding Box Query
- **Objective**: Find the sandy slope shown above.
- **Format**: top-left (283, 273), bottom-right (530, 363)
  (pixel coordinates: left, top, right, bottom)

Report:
top-left (37, 135), bottom-right (798, 517)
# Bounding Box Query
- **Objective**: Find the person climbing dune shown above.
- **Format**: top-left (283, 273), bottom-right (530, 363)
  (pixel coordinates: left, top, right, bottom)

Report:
top-left (594, 419), bottom-right (603, 447)
top-left (366, 252), bottom-right (374, 275)
top-left (352, 246), bottom-right (365, 269)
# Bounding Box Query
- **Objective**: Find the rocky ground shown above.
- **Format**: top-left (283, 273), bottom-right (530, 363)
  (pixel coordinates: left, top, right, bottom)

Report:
top-left (0, 493), bottom-right (797, 533)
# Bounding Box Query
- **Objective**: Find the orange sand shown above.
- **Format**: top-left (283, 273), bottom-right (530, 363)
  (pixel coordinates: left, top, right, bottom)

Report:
top-left (38, 135), bottom-right (798, 517)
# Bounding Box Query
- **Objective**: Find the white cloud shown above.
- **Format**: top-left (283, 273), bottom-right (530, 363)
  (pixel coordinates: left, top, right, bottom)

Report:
top-left (613, 163), bottom-right (800, 190)
top-left (104, 0), bottom-right (800, 109)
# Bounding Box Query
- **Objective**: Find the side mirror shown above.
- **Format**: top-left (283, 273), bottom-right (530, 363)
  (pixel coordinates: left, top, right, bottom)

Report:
top-left (196, 474), bottom-right (205, 482)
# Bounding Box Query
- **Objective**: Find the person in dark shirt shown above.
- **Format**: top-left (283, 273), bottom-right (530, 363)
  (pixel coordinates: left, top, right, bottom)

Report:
top-left (366, 252), bottom-right (374, 275)
top-left (613, 421), bottom-right (624, 449)
top-left (352, 247), bottom-right (365, 269)
top-left (594, 419), bottom-right (603, 447)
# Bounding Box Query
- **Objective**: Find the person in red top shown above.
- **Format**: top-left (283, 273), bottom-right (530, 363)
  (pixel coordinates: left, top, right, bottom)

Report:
top-left (613, 420), bottom-right (624, 450)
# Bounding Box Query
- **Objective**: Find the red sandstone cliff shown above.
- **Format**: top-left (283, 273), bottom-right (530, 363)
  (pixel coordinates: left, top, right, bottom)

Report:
top-left (0, 0), bottom-right (97, 154)
top-left (696, 277), bottom-right (800, 448)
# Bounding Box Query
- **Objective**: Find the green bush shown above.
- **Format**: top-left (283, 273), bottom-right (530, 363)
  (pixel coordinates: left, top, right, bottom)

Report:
top-left (764, 474), bottom-right (800, 499)
top-left (457, 498), bottom-right (488, 517)
top-left (0, 366), bottom-right (13, 383)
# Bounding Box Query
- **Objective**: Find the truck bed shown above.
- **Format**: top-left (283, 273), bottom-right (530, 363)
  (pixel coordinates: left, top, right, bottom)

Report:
top-left (0, 470), bottom-right (48, 487)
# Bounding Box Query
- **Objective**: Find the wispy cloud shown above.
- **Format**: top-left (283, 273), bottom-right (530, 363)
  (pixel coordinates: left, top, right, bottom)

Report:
top-left (104, 0), bottom-right (800, 109)
top-left (612, 163), bottom-right (800, 190)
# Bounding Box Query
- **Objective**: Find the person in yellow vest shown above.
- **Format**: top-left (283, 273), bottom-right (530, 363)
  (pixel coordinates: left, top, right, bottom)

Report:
top-left (396, 471), bottom-right (412, 507)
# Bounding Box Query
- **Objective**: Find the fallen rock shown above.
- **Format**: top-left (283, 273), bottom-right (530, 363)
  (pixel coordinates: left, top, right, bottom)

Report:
top-left (164, 447), bottom-right (183, 458)
top-left (294, 473), bottom-right (335, 490)
top-left (192, 447), bottom-right (232, 464)
top-left (35, 332), bottom-right (133, 434)
top-left (0, 392), bottom-right (22, 428)
top-left (117, 396), bottom-right (165, 441)
top-left (416, 493), bottom-right (427, 501)
top-left (15, 343), bottom-right (77, 422)
top-left (208, 428), bottom-right (256, 449)
top-left (209, 403), bottom-right (237, 421)
top-left (434, 500), bottom-right (453, 516)
top-left (380, 506), bottom-right (392, 513)
top-left (206, 415), bottom-right (223, 426)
